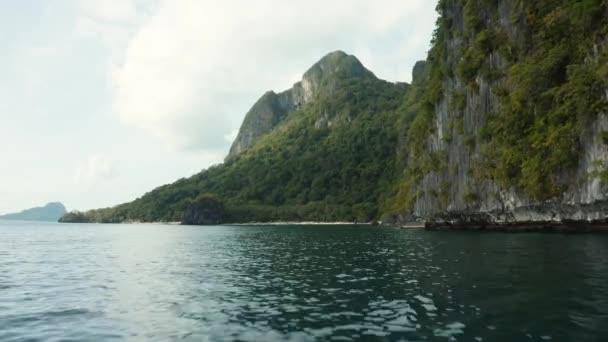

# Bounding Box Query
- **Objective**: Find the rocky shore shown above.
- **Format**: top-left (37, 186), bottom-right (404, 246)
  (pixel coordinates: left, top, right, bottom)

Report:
top-left (422, 202), bottom-right (608, 233)
top-left (425, 220), bottom-right (608, 233)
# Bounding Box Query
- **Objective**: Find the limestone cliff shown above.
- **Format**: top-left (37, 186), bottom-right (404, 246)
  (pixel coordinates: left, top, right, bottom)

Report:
top-left (394, 0), bottom-right (608, 227)
top-left (228, 50), bottom-right (376, 158)
top-left (181, 195), bottom-right (225, 225)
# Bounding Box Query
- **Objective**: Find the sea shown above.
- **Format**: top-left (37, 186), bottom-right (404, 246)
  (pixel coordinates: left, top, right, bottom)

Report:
top-left (1, 220), bottom-right (607, 341)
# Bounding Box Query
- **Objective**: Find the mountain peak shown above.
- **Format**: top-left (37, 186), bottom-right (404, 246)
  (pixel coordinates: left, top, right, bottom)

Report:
top-left (303, 50), bottom-right (375, 85)
top-left (227, 51), bottom-right (376, 159)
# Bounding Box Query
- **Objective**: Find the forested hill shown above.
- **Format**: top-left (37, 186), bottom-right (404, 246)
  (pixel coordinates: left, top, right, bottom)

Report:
top-left (62, 0), bottom-right (608, 226)
top-left (61, 51), bottom-right (411, 223)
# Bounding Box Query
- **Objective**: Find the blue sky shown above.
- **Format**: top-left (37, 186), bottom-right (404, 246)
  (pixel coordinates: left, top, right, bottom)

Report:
top-left (0, 0), bottom-right (437, 214)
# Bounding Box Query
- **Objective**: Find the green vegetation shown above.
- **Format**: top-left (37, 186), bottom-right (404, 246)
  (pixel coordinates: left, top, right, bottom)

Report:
top-left (64, 73), bottom-right (408, 223)
top-left (602, 131), bottom-right (608, 145)
top-left (389, 0), bottom-right (607, 213)
top-left (59, 211), bottom-right (93, 223)
top-left (450, 89), bottom-right (467, 114)
top-left (386, 0), bottom-right (460, 214)
top-left (479, 0), bottom-right (608, 199)
top-left (182, 194), bottom-right (225, 225)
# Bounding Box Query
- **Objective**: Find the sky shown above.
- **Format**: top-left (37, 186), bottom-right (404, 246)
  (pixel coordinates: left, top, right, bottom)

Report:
top-left (0, 0), bottom-right (438, 214)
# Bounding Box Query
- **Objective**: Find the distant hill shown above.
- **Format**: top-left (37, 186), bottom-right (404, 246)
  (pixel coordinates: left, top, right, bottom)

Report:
top-left (0, 202), bottom-right (67, 222)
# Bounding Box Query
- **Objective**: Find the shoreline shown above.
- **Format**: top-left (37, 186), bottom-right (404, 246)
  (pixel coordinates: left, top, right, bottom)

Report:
top-left (219, 221), bottom-right (373, 226)
top-left (425, 220), bottom-right (608, 233)
top-left (58, 220), bottom-right (377, 226)
top-left (58, 219), bottom-right (608, 233)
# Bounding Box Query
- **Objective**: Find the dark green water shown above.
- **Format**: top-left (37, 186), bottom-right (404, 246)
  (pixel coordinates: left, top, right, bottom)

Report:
top-left (1, 221), bottom-right (607, 341)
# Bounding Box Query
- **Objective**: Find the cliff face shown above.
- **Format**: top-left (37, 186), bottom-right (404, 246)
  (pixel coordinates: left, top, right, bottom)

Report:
top-left (181, 195), bottom-right (225, 225)
top-left (227, 90), bottom-right (296, 158)
top-left (397, 0), bottom-right (608, 225)
top-left (228, 51), bottom-right (376, 158)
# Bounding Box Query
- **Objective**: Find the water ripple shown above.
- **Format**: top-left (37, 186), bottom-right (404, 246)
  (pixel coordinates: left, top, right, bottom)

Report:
top-left (1, 223), bottom-right (608, 341)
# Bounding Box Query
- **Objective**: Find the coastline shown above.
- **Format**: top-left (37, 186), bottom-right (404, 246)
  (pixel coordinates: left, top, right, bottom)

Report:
top-left (59, 217), bottom-right (608, 233)
top-left (425, 220), bottom-right (608, 233)
top-left (218, 221), bottom-right (373, 226)
top-left (406, 204), bottom-right (608, 233)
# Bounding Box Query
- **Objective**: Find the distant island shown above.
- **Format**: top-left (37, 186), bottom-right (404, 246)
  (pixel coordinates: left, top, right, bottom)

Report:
top-left (0, 202), bottom-right (67, 222)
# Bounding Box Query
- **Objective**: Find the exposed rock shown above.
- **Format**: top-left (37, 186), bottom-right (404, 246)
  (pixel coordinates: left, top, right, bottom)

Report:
top-left (181, 195), bottom-right (225, 225)
top-left (412, 61), bottom-right (429, 83)
top-left (227, 50), bottom-right (375, 159)
top-left (227, 91), bottom-right (294, 158)
top-left (394, 0), bottom-right (608, 230)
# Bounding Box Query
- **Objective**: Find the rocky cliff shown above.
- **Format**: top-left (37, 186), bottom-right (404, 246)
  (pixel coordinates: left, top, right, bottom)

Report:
top-left (392, 0), bottom-right (608, 227)
top-left (181, 195), bottom-right (225, 225)
top-left (228, 50), bottom-right (376, 158)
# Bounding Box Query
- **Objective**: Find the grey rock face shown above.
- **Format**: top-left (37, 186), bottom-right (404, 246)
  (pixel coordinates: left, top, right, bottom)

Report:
top-left (412, 61), bottom-right (429, 83)
top-left (227, 50), bottom-right (375, 159)
top-left (406, 1), bottom-right (608, 225)
top-left (227, 91), bottom-right (295, 158)
top-left (181, 197), bottom-right (225, 225)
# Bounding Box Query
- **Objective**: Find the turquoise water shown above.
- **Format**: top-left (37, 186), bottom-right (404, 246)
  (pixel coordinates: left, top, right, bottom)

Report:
top-left (1, 221), bottom-right (607, 341)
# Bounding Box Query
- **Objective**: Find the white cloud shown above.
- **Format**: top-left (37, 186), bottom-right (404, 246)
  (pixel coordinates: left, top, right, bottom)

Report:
top-left (77, 0), bottom-right (138, 22)
top-left (82, 0), bottom-right (438, 152)
top-left (74, 0), bottom-right (155, 63)
top-left (74, 154), bottom-right (117, 186)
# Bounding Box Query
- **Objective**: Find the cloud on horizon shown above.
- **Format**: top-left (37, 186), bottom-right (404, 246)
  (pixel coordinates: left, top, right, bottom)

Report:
top-left (78, 0), bottom-right (438, 153)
